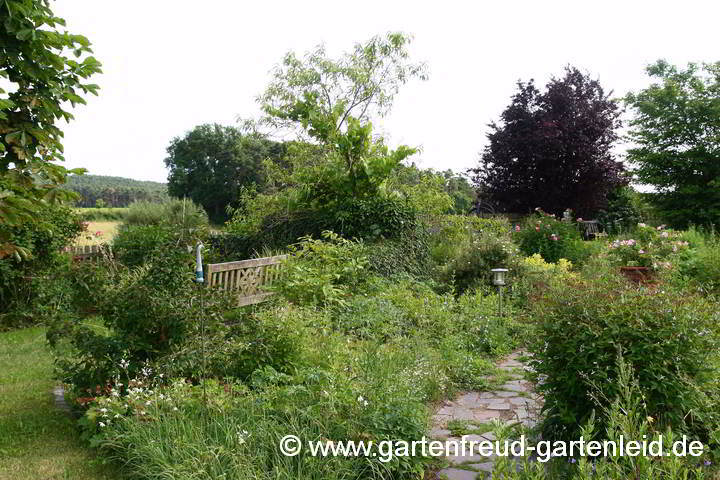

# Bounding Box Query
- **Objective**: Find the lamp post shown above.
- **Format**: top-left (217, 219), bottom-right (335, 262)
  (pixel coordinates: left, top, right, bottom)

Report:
top-left (195, 243), bottom-right (204, 283)
top-left (491, 268), bottom-right (508, 317)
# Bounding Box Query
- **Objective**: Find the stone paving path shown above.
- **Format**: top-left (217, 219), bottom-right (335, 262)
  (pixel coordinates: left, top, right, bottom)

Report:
top-left (431, 352), bottom-right (542, 480)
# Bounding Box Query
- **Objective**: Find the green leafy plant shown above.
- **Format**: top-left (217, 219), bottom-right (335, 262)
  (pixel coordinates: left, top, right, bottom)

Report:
top-left (0, 0), bottom-right (102, 258)
top-left (529, 269), bottom-right (720, 441)
top-left (514, 209), bottom-right (589, 264)
top-left (271, 231), bottom-right (369, 307)
top-left (607, 224), bottom-right (690, 268)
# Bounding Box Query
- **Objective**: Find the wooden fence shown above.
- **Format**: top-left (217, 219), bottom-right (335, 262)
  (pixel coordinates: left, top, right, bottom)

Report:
top-left (205, 254), bottom-right (287, 306)
top-left (68, 245), bottom-right (108, 262)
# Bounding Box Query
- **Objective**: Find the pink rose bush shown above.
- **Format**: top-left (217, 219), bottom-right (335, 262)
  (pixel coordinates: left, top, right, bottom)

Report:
top-left (607, 224), bottom-right (690, 269)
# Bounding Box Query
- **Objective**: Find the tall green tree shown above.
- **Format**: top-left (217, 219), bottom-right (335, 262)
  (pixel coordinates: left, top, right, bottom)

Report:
top-left (625, 60), bottom-right (720, 228)
top-left (164, 124), bottom-right (286, 223)
top-left (0, 0), bottom-right (101, 258)
top-left (225, 33), bottom-right (429, 255)
top-left (256, 32), bottom-right (428, 200)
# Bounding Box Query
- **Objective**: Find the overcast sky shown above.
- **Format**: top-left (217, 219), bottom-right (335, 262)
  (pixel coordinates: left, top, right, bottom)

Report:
top-left (53, 0), bottom-right (719, 183)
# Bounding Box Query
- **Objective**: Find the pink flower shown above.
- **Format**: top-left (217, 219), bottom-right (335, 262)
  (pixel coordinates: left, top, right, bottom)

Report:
top-left (514, 225), bottom-right (521, 232)
top-left (577, 218), bottom-right (583, 222)
top-left (660, 232), bottom-right (669, 238)
top-left (94, 231), bottom-right (103, 237)
top-left (535, 226), bottom-right (540, 232)
top-left (657, 225), bottom-right (666, 230)
top-left (638, 223), bottom-right (646, 228)
top-left (550, 234), bottom-right (558, 241)
top-left (639, 249), bottom-right (645, 254)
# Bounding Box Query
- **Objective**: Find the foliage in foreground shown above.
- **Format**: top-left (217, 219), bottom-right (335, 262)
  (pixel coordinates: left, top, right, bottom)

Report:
top-left (529, 265), bottom-right (720, 442)
top-left (493, 357), bottom-right (713, 479)
top-left (0, 0), bottom-right (101, 257)
top-left (0, 204), bottom-right (83, 328)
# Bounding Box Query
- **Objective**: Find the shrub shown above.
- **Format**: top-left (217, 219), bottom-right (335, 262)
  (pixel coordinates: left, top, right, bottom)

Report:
top-left (427, 214), bottom-right (512, 266)
top-left (529, 270), bottom-right (720, 441)
top-left (222, 194), bottom-right (419, 260)
top-left (668, 229), bottom-right (720, 293)
top-left (606, 224), bottom-right (690, 269)
top-left (597, 186), bottom-right (650, 235)
top-left (494, 356), bottom-right (714, 478)
top-left (124, 199), bottom-right (208, 236)
top-left (365, 226), bottom-right (431, 279)
top-left (514, 209), bottom-right (589, 264)
top-left (49, 246), bottom-right (234, 394)
top-left (161, 304), bottom-right (315, 381)
top-left (0, 203), bottom-right (83, 328)
top-left (271, 231), bottom-right (369, 307)
top-left (438, 230), bottom-right (522, 294)
top-left (112, 224), bottom-right (176, 268)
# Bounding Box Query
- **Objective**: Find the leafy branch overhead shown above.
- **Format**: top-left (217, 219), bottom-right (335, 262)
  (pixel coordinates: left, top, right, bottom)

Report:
top-left (256, 32), bottom-right (427, 198)
top-left (0, 0), bottom-right (102, 258)
top-left (259, 32), bottom-right (428, 137)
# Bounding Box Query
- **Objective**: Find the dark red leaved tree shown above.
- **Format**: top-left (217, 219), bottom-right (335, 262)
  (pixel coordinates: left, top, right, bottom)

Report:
top-left (472, 67), bottom-right (626, 218)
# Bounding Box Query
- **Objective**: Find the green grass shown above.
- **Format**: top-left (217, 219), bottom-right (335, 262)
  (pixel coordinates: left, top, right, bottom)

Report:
top-left (0, 327), bottom-right (116, 480)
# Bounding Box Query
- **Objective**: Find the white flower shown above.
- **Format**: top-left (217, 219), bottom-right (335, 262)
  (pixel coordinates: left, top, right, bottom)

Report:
top-left (99, 422), bottom-right (106, 427)
top-left (99, 408), bottom-right (108, 413)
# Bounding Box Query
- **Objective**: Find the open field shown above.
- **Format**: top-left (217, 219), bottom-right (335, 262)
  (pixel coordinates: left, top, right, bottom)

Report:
top-left (75, 221), bottom-right (120, 246)
top-left (0, 327), bottom-right (116, 480)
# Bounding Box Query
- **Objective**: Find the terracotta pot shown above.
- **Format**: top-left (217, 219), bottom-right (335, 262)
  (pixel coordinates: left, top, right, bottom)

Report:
top-left (620, 266), bottom-right (653, 284)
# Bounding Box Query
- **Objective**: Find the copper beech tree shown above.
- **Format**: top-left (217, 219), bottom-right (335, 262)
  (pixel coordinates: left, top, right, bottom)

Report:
top-left (472, 67), bottom-right (626, 218)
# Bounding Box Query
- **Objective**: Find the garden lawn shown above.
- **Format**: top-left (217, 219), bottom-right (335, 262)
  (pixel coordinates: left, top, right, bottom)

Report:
top-left (0, 327), bottom-right (116, 480)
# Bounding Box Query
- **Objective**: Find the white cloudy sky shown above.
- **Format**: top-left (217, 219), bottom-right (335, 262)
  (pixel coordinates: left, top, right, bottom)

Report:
top-left (54, 0), bottom-right (719, 183)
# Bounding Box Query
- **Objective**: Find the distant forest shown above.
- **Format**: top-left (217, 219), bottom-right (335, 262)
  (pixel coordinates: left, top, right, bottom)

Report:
top-left (65, 174), bottom-right (169, 207)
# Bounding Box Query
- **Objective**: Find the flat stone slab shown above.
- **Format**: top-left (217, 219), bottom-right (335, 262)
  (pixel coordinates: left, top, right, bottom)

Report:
top-left (455, 392), bottom-right (480, 406)
top-left (499, 383), bottom-right (529, 393)
top-left (436, 468), bottom-right (480, 480)
top-left (446, 451), bottom-right (492, 464)
top-left (469, 462), bottom-right (495, 473)
top-left (430, 428), bottom-right (452, 439)
top-left (471, 410), bottom-right (503, 421)
top-left (431, 350), bottom-right (543, 479)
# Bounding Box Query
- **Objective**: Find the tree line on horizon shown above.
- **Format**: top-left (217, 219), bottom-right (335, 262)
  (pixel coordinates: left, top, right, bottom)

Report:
top-left (64, 174), bottom-right (168, 208)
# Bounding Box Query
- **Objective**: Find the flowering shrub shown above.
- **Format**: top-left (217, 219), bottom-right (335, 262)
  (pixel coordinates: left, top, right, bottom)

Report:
top-left (607, 224), bottom-right (690, 268)
top-left (529, 270), bottom-right (720, 441)
top-left (514, 209), bottom-right (588, 264)
top-left (438, 228), bottom-right (522, 294)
